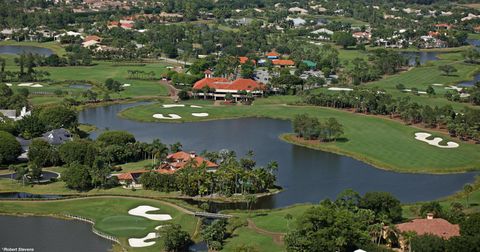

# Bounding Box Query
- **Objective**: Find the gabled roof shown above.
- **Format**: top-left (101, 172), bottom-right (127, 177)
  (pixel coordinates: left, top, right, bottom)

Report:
top-left (193, 78), bottom-right (265, 92)
top-left (396, 218), bottom-right (460, 239)
top-left (84, 35), bottom-right (101, 42)
top-left (166, 151), bottom-right (218, 169)
top-left (266, 51), bottom-right (280, 57)
top-left (239, 57), bottom-right (256, 65)
top-left (272, 59), bottom-right (295, 66)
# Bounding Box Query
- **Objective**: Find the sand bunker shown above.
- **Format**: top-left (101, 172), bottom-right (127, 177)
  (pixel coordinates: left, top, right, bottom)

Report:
top-left (155, 225), bottom-right (167, 230)
top-left (328, 87), bottom-right (353, 91)
top-left (152, 114), bottom-right (181, 120)
top-left (432, 84), bottom-right (443, 86)
top-left (18, 83), bottom-right (33, 87)
top-left (445, 86), bottom-right (462, 92)
top-left (128, 232), bottom-right (158, 248)
top-left (163, 104), bottom-right (185, 108)
top-left (190, 105), bottom-right (203, 108)
top-left (5, 83), bottom-right (12, 86)
top-left (122, 84), bottom-right (131, 87)
top-left (31, 84), bottom-right (43, 88)
top-left (414, 132), bottom-right (459, 149)
top-left (403, 89), bottom-right (427, 94)
top-left (192, 113), bottom-right (209, 117)
top-left (128, 205), bottom-right (172, 221)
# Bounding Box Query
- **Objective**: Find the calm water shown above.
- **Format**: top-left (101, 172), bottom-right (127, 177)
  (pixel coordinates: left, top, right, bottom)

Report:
top-left (0, 192), bottom-right (64, 199)
top-left (0, 171), bottom-right (59, 180)
top-left (401, 51), bottom-right (440, 66)
top-left (467, 39), bottom-right (480, 47)
top-left (458, 72), bottom-right (480, 87)
top-left (69, 83), bottom-right (92, 89)
top-left (0, 216), bottom-right (112, 252)
top-left (79, 103), bottom-right (477, 208)
top-left (0, 45), bottom-right (54, 56)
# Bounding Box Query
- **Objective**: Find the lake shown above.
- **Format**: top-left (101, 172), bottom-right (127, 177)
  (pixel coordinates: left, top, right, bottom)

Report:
top-left (0, 45), bottom-right (54, 56)
top-left (0, 215), bottom-right (112, 252)
top-left (79, 103), bottom-right (477, 209)
top-left (458, 72), bottom-right (480, 87)
top-left (401, 51), bottom-right (440, 66)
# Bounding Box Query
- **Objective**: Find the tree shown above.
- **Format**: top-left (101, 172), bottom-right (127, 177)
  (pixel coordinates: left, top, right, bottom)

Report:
top-left (15, 114), bottom-right (46, 139)
top-left (202, 219), bottom-right (227, 250)
top-left (438, 65), bottom-right (457, 76)
top-left (178, 89), bottom-right (189, 100)
top-left (245, 194), bottom-right (257, 211)
top-left (63, 162), bottom-right (92, 191)
top-left (460, 213), bottom-right (480, 236)
top-left (38, 105), bottom-right (78, 130)
top-left (28, 139), bottom-right (58, 167)
top-left (411, 234), bottom-right (445, 252)
top-left (0, 131), bottom-right (21, 165)
top-left (446, 235), bottom-right (480, 252)
top-left (59, 139), bottom-right (98, 166)
top-left (162, 224), bottom-right (191, 252)
top-left (462, 48), bottom-right (480, 64)
top-left (359, 192), bottom-right (402, 222)
top-left (324, 117), bottom-right (344, 142)
top-left (332, 32), bottom-right (356, 49)
top-left (426, 86), bottom-right (435, 96)
top-left (463, 184), bottom-right (473, 208)
top-left (420, 201), bottom-right (443, 218)
top-left (97, 130), bottom-right (136, 146)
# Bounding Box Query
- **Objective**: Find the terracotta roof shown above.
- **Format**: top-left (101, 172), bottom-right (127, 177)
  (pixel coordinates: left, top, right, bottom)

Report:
top-left (428, 31), bottom-right (440, 37)
top-left (84, 35), bottom-right (101, 42)
top-left (239, 57), bottom-right (256, 64)
top-left (396, 218), bottom-right (460, 239)
top-left (204, 69), bottom-right (213, 74)
top-left (272, 59), bottom-right (295, 66)
top-left (121, 23), bottom-right (134, 29)
top-left (193, 78), bottom-right (264, 91)
top-left (166, 151), bottom-right (218, 169)
top-left (266, 51), bottom-right (280, 57)
top-left (117, 170), bottom-right (149, 180)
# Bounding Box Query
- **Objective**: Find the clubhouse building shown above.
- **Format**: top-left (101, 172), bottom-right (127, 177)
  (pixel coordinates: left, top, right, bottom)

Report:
top-left (192, 70), bottom-right (265, 101)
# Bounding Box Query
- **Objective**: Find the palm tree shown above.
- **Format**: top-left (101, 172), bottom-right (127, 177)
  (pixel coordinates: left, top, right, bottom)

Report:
top-left (464, 183), bottom-right (474, 208)
top-left (245, 194), bottom-right (257, 212)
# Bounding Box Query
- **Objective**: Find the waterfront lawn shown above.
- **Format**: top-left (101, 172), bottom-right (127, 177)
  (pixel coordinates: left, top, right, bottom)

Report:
top-left (223, 227), bottom-right (285, 252)
top-left (0, 40), bottom-right (66, 55)
top-left (0, 197), bottom-right (198, 251)
top-left (119, 101), bottom-right (480, 173)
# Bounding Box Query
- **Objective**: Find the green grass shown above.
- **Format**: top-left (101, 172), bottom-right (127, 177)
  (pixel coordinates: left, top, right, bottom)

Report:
top-left (0, 197), bottom-right (198, 251)
top-left (0, 40), bottom-right (66, 56)
top-left (222, 227), bottom-right (285, 252)
top-left (119, 100), bottom-right (480, 173)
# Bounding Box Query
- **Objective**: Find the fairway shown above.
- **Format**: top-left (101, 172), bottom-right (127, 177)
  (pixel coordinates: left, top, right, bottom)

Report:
top-left (120, 101), bottom-right (480, 173)
top-left (0, 197), bottom-right (198, 252)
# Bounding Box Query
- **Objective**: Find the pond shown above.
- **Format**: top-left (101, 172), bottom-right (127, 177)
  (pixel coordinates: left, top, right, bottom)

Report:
top-left (0, 192), bottom-right (64, 199)
top-left (467, 39), bottom-right (480, 47)
top-left (0, 171), bottom-right (59, 183)
top-left (69, 83), bottom-right (92, 89)
top-left (457, 72), bottom-right (480, 87)
top-left (401, 51), bottom-right (441, 66)
top-left (78, 103), bottom-right (477, 209)
top-left (0, 216), bottom-right (113, 252)
top-left (0, 45), bottom-right (54, 56)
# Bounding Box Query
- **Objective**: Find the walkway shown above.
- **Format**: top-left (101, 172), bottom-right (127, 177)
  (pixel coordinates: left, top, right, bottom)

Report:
top-left (246, 219), bottom-right (286, 245)
top-left (159, 80), bottom-right (179, 100)
top-left (194, 212), bottom-right (233, 219)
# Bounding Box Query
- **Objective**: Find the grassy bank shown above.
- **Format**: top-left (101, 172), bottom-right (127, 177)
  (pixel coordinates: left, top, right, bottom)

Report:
top-left (119, 100), bottom-right (480, 173)
top-left (0, 197), bottom-right (198, 252)
top-left (0, 40), bottom-right (66, 55)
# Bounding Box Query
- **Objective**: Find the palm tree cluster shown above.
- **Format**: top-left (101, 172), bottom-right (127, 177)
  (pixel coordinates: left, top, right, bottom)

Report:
top-left (304, 88), bottom-right (480, 141)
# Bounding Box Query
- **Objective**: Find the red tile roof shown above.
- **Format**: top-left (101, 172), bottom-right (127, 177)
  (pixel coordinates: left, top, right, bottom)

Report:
top-left (266, 51), bottom-right (280, 57)
top-left (121, 23), bottom-right (134, 29)
top-left (239, 57), bottom-right (256, 64)
top-left (396, 218), bottom-right (460, 239)
top-left (84, 35), bottom-right (101, 42)
top-left (272, 59), bottom-right (295, 66)
top-left (166, 151), bottom-right (218, 169)
top-left (193, 78), bottom-right (264, 92)
top-left (117, 170), bottom-right (149, 180)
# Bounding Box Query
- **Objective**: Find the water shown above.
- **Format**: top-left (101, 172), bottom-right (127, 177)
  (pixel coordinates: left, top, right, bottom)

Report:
top-left (78, 103), bottom-right (477, 209)
top-left (458, 72), bottom-right (480, 87)
top-left (0, 192), bottom-right (64, 199)
top-left (0, 45), bottom-right (54, 56)
top-left (69, 83), bottom-right (92, 89)
top-left (401, 51), bottom-right (440, 66)
top-left (0, 216), bottom-right (112, 252)
top-left (467, 39), bottom-right (480, 47)
top-left (0, 171), bottom-right (59, 181)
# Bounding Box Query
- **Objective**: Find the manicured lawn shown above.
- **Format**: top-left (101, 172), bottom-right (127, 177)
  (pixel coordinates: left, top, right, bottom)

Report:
top-left (0, 197), bottom-right (198, 252)
top-left (119, 101), bottom-right (480, 173)
top-left (223, 227), bottom-right (285, 252)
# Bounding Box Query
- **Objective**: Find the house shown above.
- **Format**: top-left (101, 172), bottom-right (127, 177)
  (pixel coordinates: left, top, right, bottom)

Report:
top-left (352, 31), bottom-right (372, 42)
top-left (239, 57), bottom-right (256, 65)
top-left (117, 170), bottom-right (149, 188)
top-left (193, 75), bottom-right (265, 101)
top-left (288, 7), bottom-right (308, 15)
top-left (82, 35), bottom-right (102, 48)
top-left (475, 26), bottom-right (480, 34)
top-left (266, 51), bottom-right (280, 59)
top-left (272, 59), bottom-right (295, 68)
top-left (286, 17), bottom-right (306, 27)
top-left (0, 107), bottom-right (31, 121)
top-left (311, 28), bottom-right (334, 40)
top-left (42, 128), bottom-right (72, 145)
top-left (302, 60), bottom-right (317, 69)
top-left (160, 151), bottom-right (219, 173)
top-left (395, 213), bottom-right (459, 250)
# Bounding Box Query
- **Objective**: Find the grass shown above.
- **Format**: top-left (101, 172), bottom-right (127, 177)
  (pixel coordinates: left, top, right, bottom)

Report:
top-left (119, 100), bottom-right (480, 173)
top-left (0, 40), bottom-right (66, 56)
top-left (0, 197), bottom-right (198, 251)
top-left (223, 227), bottom-right (285, 252)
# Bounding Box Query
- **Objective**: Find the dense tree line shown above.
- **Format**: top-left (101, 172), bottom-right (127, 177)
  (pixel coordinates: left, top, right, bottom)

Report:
top-left (304, 88), bottom-right (480, 141)
top-left (292, 114), bottom-right (344, 142)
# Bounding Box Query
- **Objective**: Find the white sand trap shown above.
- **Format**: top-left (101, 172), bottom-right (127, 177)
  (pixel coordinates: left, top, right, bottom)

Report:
top-left (190, 105), bottom-right (203, 108)
top-left (192, 113), bottom-right (209, 117)
top-left (128, 205), bottom-right (172, 221)
top-left (445, 86), bottom-right (462, 92)
top-left (162, 104), bottom-right (185, 108)
top-left (460, 93), bottom-right (471, 98)
top-left (414, 132), bottom-right (459, 149)
top-left (128, 232), bottom-right (158, 247)
top-left (403, 89), bottom-right (427, 94)
top-left (122, 84), bottom-right (131, 87)
top-left (152, 114), bottom-right (181, 120)
top-left (31, 84), bottom-right (43, 88)
top-left (432, 83), bottom-right (443, 86)
top-left (5, 83), bottom-right (12, 86)
top-left (18, 83), bottom-right (33, 87)
top-left (328, 87), bottom-right (353, 91)
top-left (155, 225), bottom-right (168, 230)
